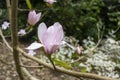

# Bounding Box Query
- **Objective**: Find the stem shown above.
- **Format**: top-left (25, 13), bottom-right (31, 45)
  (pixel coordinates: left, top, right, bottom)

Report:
top-left (21, 64), bottom-right (43, 68)
top-left (48, 56), bottom-right (56, 70)
top-left (11, 0), bottom-right (24, 80)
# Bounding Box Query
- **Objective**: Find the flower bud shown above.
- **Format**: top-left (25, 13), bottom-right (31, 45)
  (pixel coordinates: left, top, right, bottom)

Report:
top-left (28, 10), bottom-right (41, 26)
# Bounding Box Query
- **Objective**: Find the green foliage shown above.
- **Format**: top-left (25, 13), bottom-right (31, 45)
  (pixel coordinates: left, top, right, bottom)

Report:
top-left (40, 0), bottom-right (105, 41)
top-left (1, 0), bottom-right (120, 42)
top-left (53, 58), bottom-right (72, 69)
top-left (0, 9), bottom-right (8, 23)
top-left (39, 0), bottom-right (120, 41)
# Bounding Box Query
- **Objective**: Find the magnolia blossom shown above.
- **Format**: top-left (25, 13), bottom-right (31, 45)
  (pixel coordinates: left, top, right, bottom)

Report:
top-left (26, 22), bottom-right (64, 55)
top-left (44, 0), bottom-right (56, 4)
top-left (28, 10), bottom-right (41, 26)
top-left (1, 21), bottom-right (10, 30)
top-left (18, 29), bottom-right (26, 35)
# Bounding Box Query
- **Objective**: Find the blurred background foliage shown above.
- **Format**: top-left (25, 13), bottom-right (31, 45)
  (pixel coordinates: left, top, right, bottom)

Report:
top-left (1, 0), bottom-right (120, 43)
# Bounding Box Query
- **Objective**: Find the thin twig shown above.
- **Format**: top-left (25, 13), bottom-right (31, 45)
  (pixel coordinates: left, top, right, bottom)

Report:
top-left (20, 64), bottom-right (43, 68)
top-left (0, 58), bottom-right (11, 65)
top-left (113, 25), bottom-right (120, 34)
top-left (18, 8), bottom-right (48, 12)
top-left (20, 62), bottom-right (39, 80)
top-left (91, 24), bottom-right (105, 52)
top-left (0, 29), bottom-right (12, 51)
top-left (71, 56), bottom-right (84, 63)
top-left (21, 67), bottom-right (39, 80)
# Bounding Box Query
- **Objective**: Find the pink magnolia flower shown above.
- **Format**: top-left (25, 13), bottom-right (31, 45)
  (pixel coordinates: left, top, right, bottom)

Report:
top-left (44, 0), bottom-right (56, 4)
top-left (1, 21), bottom-right (10, 30)
top-left (26, 22), bottom-right (64, 55)
top-left (38, 22), bottom-right (64, 54)
top-left (18, 29), bottom-right (26, 35)
top-left (28, 10), bottom-right (41, 26)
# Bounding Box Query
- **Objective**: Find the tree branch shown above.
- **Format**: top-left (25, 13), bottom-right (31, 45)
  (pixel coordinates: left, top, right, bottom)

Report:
top-left (20, 64), bottom-right (43, 68)
top-left (11, 0), bottom-right (24, 79)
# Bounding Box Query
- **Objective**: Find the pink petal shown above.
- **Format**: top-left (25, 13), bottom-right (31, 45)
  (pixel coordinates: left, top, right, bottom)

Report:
top-left (42, 22), bottom-right (64, 54)
top-left (38, 22), bottom-right (47, 43)
top-left (1, 21), bottom-right (10, 30)
top-left (44, 43), bottom-right (59, 54)
top-left (2, 24), bottom-right (7, 30)
top-left (26, 41), bottom-right (43, 50)
top-left (28, 10), bottom-right (34, 24)
top-left (43, 22), bottom-right (64, 45)
top-left (3, 21), bottom-right (10, 27)
top-left (31, 11), bottom-right (37, 25)
top-left (34, 12), bottom-right (41, 24)
top-left (53, 22), bottom-right (64, 42)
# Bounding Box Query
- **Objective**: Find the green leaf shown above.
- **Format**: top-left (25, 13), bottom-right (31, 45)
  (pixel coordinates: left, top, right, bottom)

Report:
top-left (53, 58), bottom-right (72, 69)
top-left (25, 0), bottom-right (32, 9)
top-left (80, 67), bottom-right (87, 73)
